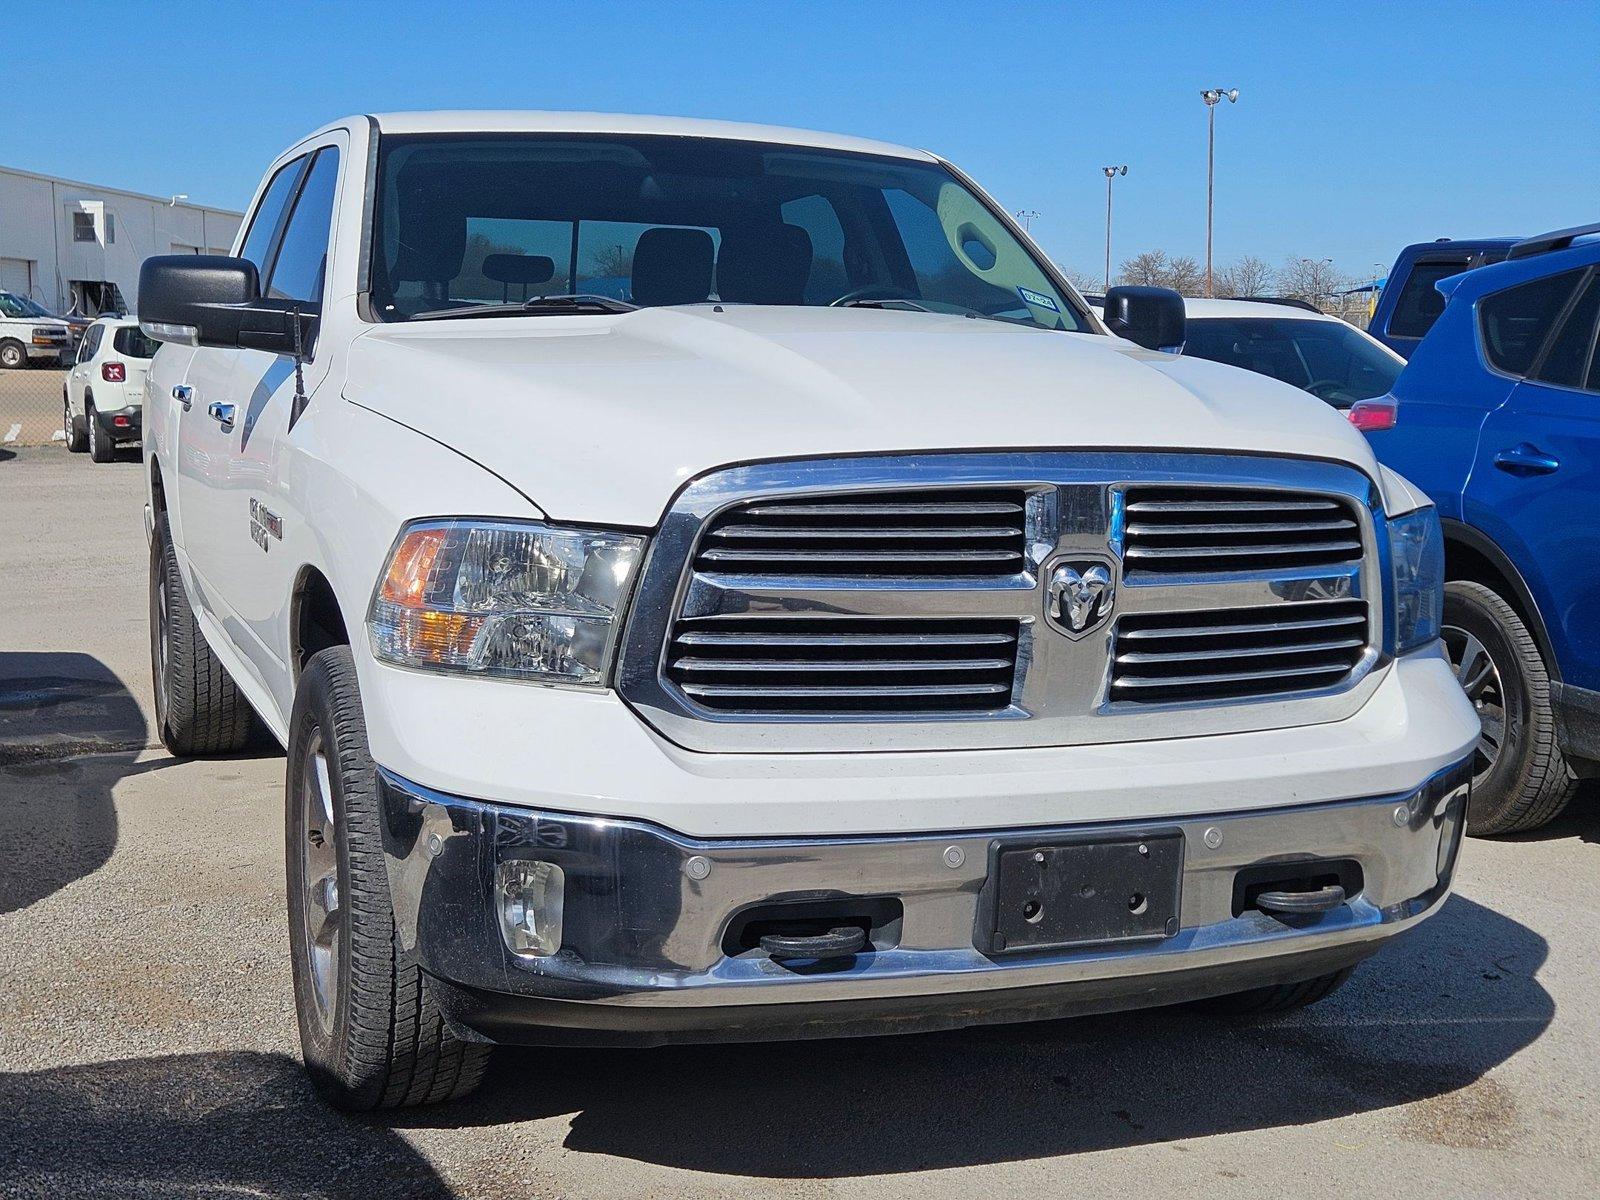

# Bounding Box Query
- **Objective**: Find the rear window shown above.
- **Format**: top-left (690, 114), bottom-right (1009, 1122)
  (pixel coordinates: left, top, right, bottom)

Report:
top-left (1387, 259), bottom-right (1470, 339)
top-left (112, 325), bottom-right (159, 359)
top-left (1478, 269), bottom-right (1586, 376)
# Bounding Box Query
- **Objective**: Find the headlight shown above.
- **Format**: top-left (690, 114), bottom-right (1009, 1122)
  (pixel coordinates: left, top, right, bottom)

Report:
top-left (367, 518), bottom-right (644, 686)
top-left (1389, 506), bottom-right (1444, 654)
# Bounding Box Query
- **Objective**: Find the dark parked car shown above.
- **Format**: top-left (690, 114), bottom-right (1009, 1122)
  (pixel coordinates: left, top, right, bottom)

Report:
top-left (1369, 237), bottom-right (1519, 358)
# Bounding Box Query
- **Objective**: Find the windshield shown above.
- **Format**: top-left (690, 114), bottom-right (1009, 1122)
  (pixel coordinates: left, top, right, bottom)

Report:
top-left (369, 134), bottom-right (1084, 330)
top-left (1181, 316), bottom-right (1402, 406)
top-left (0, 293), bottom-right (52, 319)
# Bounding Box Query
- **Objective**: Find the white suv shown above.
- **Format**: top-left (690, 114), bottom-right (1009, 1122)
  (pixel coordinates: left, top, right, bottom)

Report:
top-left (64, 315), bottom-right (155, 460)
top-left (136, 112), bottom-right (1479, 1110)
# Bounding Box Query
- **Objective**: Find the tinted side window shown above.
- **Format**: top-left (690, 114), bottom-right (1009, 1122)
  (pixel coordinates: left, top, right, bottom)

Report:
top-left (1388, 259), bottom-right (1469, 339)
top-left (1480, 269), bottom-right (1586, 377)
top-left (266, 148), bottom-right (340, 305)
top-left (1531, 274), bottom-right (1600, 392)
top-left (78, 325), bottom-right (103, 361)
top-left (238, 157), bottom-right (306, 279)
top-left (113, 326), bottom-right (160, 359)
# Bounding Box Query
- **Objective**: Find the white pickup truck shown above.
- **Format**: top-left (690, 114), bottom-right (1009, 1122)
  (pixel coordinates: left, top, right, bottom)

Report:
top-left (138, 111), bottom-right (1479, 1110)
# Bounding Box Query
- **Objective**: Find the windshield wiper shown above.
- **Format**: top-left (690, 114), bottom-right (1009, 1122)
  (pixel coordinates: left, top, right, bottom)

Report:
top-left (833, 297), bottom-right (934, 313)
top-left (408, 293), bottom-right (638, 321)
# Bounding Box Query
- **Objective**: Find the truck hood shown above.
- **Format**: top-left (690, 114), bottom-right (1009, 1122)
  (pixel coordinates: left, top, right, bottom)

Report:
top-left (344, 305), bottom-right (1385, 527)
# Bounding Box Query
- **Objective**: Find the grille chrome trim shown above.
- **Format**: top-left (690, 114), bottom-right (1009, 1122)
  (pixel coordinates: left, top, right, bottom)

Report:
top-left (616, 452), bottom-right (1390, 754)
top-left (693, 487), bottom-right (1028, 578)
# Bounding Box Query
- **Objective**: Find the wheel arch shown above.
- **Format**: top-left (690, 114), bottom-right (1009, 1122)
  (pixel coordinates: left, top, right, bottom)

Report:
top-left (291, 565), bottom-right (351, 685)
top-left (1441, 517), bottom-right (1559, 681)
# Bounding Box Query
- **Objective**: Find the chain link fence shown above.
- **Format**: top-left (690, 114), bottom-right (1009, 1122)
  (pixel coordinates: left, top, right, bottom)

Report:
top-left (0, 358), bottom-right (70, 447)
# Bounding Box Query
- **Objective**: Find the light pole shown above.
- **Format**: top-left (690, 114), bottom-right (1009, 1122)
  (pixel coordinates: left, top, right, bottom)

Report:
top-left (1102, 165), bottom-right (1127, 290)
top-left (1200, 87), bottom-right (1239, 297)
top-left (1015, 209), bottom-right (1041, 233)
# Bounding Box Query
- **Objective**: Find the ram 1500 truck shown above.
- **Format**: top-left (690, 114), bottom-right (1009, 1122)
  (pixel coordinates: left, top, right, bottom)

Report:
top-left (137, 112), bottom-right (1479, 1110)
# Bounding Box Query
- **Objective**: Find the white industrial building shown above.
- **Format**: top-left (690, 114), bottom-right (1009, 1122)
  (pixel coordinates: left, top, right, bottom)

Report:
top-left (0, 164), bottom-right (243, 316)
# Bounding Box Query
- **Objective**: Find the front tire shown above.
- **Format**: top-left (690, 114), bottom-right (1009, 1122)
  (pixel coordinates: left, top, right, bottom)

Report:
top-left (286, 646), bottom-right (491, 1109)
top-left (1443, 580), bottom-right (1576, 835)
top-left (149, 514), bottom-right (254, 755)
top-left (0, 339), bottom-right (25, 370)
top-left (63, 396), bottom-right (87, 452)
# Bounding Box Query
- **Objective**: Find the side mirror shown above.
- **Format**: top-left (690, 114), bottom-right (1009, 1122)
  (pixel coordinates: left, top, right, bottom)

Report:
top-left (138, 255), bottom-right (311, 354)
top-left (1102, 285), bottom-right (1186, 353)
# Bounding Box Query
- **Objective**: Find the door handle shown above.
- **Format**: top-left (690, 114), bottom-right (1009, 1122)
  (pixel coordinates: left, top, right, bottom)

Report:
top-left (1493, 443), bottom-right (1560, 476)
top-left (207, 401), bottom-right (236, 431)
top-left (173, 384), bottom-right (193, 411)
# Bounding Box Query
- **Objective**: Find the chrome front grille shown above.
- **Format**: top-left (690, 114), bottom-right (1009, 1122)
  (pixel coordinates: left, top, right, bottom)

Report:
top-left (1121, 487), bottom-right (1364, 575)
top-left (666, 617), bottom-right (1020, 714)
top-left (694, 489), bottom-right (1028, 577)
top-left (1111, 599), bottom-right (1370, 704)
top-left (616, 452), bottom-right (1386, 754)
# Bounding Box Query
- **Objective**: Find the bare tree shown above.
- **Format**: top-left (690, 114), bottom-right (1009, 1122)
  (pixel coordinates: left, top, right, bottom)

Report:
top-left (1116, 250), bottom-right (1205, 295)
top-left (1278, 257), bottom-right (1352, 313)
top-left (1057, 266), bottom-right (1103, 295)
top-left (1117, 250), bottom-right (1173, 287)
top-left (1214, 254), bottom-right (1275, 297)
top-left (1165, 255), bottom-right (1204, 295)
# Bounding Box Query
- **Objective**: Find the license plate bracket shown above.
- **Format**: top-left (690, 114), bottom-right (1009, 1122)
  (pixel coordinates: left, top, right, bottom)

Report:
top-left (984, 832), bottom-right (1184, 954)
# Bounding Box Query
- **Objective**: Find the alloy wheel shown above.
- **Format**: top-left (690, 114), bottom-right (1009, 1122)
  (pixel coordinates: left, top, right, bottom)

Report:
top-left (298, 731), bottom-right (342, 1036)
top-left (1444, 624), bottom-right (1505, 779)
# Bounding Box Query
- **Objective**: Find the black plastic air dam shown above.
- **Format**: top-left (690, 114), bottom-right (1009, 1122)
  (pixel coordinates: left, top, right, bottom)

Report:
top-left (428, 941), bottom-right (1381, 1048)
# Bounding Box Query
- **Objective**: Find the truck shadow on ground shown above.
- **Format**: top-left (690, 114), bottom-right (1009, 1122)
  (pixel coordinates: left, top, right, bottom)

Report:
top-left (0, 1051), bottom-right (457, 1199)
top-left (0, 652), bottom-right (146, 914)
top-left (413, 893), bottom-right (1551, 1176)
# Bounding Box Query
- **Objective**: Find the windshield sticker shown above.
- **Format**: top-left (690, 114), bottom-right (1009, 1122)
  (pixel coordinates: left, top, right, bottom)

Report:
top-left (1017, 286), bottom-right (1059, 312)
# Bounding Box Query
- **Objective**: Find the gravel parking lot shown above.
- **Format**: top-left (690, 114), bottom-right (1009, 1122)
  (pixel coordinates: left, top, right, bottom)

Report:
top-left (1, 445), bottom-right (1596, 1199)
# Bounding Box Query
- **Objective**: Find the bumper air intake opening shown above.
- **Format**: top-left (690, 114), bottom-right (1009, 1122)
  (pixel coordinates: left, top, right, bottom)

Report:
top-left (1232, 858), bottom-right (1363, 921)
top-left (722, 896), bottom-right (903, 968)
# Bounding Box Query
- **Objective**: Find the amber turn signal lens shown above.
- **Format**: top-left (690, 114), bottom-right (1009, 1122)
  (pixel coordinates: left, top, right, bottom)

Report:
top-left (380, 528), bottom-right (447, 608)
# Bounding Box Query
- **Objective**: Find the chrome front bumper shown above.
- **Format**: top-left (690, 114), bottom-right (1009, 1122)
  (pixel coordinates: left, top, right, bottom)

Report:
top-left (380, 759), bottom-right (1471, 1046)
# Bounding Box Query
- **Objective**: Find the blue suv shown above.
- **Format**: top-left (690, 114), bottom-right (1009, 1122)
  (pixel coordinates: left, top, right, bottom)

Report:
top-left (1365, 224), bottom-right (1600, 835)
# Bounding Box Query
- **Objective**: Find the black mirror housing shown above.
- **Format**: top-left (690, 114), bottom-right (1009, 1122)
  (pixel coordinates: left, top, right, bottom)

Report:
top-left (1102, 286), bottom-right (1186, 353)
top-left (138, 255), bottom-right (306, 354)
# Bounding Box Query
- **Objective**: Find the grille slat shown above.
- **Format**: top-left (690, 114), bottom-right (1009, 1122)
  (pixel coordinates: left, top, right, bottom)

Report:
top-left (666, 616), bottom-right (1020, 715)
top-left (676, 629), bottom-right (1017, 649)
top-left (1111, 599), bottom-right (1369, 704)
top-left (695, 488), bottom-right (1028, 578)
top-left (1121, 487), bottom-right (1364, 576)
top-left (708, 524), bottom-right (1021, 541)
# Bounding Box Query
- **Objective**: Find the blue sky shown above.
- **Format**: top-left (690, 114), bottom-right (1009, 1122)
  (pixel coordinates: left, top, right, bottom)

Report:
top-left (12, 1), bottom-right (1598, 283)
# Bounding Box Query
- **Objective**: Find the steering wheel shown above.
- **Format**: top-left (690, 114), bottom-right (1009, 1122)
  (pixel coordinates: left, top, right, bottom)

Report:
top-left (1304, 379), bottom-right (1357, 405)
top-left (829, 285), bottom-right (920, 307)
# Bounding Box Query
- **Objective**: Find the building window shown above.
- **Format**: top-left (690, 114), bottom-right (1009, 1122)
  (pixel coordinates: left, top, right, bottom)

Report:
top-left (105, 214), bottom-right (115, 244)
top-left (72, 212), bottom-right (96, 243)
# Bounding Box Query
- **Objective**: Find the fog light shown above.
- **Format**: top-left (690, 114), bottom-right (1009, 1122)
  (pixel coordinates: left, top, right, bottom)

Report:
top-left (113, 415), bottom-right (131, 428)
top-left (496, 860), bottom-right (565, 957)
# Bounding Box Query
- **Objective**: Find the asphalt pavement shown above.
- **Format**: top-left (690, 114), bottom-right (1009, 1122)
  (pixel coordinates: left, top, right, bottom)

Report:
top-left (1, 445), bottom-right (1596, 1198)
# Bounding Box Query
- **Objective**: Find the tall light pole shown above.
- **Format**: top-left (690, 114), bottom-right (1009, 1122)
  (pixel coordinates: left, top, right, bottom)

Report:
top-left (1015, 209), bottom-right (1041, 233)
top-left (1102, 165), bottom-right (1127, 290)
top-left (1200, 87), bottom-right (1239, 298)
